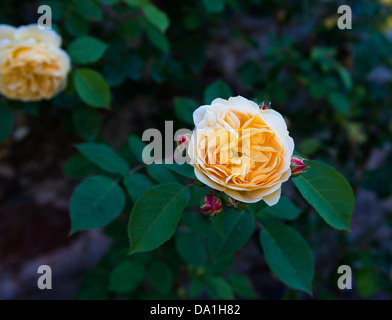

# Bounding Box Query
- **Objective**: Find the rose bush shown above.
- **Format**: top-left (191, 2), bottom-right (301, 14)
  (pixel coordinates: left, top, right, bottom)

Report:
top-left (188, 96), bottom-right (294, 205)
top-left (0, 24), bottom-right (70, 101)
top-left (3, 0), bottom-right (387, 300)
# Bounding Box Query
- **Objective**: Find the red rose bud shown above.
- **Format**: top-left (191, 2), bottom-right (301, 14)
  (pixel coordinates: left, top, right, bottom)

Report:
top-left (261, 102), bottom-right (271, 110)
top-left (200, 194), bottom-right (222, 217)
top-left (290, 156), bottom-right (309, 177)
top-left (176, 133), bottom-right (191, 155)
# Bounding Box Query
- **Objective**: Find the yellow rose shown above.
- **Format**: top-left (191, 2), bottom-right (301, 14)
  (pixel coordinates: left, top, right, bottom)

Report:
top-left (0, 24), bottom-right (70, 101)
top-left (188, 96), bottom-right (294, 206)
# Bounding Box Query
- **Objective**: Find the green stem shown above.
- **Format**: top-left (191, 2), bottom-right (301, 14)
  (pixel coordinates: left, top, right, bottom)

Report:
top-left (256, 219), bottom-right (264, 230)
top-left (128, 163), bottom-right (146, 175)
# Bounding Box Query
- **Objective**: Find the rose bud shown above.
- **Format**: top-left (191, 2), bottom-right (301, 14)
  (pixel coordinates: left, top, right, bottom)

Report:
top-left (290, 156), bottom-right (309, 177)
top-left (176, 133), bottom-right (191, 155)
top-left (260, 102), bottom-right (271, 110)
top-left (220, 192), bottom-right (247, 211)
top-left (200, 194), bottom-right (223, 217)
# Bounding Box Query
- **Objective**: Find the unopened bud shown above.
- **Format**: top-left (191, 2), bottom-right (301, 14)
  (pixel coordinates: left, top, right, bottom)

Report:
top-left (291, 155), bottom-right (309, 177)
top-left (220, 192), bottom-right (246, 210)
top-left (200, 194), bottom-right (222, 217)
top-left (176, 133), bottom-right (191, 156)
top-left (260, 102), bottom-right (271, 110)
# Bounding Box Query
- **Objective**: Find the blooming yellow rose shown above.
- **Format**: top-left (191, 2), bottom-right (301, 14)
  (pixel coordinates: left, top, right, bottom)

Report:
top-left (0, 24), bottom-right (70, 101)
top-left (188, 96), bottom-right (294, 205)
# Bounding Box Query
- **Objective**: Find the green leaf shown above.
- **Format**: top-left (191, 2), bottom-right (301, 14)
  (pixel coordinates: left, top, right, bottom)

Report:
top-left (72, 107), bottom-right (101, 141)
top-left (124, 0), bottom-right (144, 7)
top-left (310, 47), bottom-right (335, 62)
top-left (146, 164), bottom-right (179, 184)
top-left (123, 173), bottom-right (155, 202)
top-left (103, 48), bottom-right (144, 86)
top-left (0, 102), bottom-right (13, 143)
top-left (70, 175), bottom-right (126, 233)
top-left (210, 213), bottom-right (224, 238)
top-left (175, 232), bottom-right (207, 268)
top-left (308, 81), bottom-right (328, 99)
top-left (187, 185), bottom-right (208, 208)
top-left (202, 0), bottom-right (225, 13)
top-left (206, 255), bottom-right (234, 275)
top-left (206, 209), bottom-right (255, 258)
top-left (147, 261), bottom-right (173, 295)
top-left (67, 36), bottom-right (108, 64)
top-left (109, 261), bottom-right (144, 293)
top-left (74, 0), bottom-right (102, 20)
top-left (259, 222), bottom-right (314, 294)
top-left (204, 80), bottom-right (233, 104)
top-left (189, 278), bottom-right (204, 298)
top-left (145, 23), bottom-right (170, 52)
top-left (293, 161), bottom-right (355, 231)
top-left (117, 142), bottom-right (137, 171)
top-left (247, 200), bottom-right (268, 218)
top-left (142, 4), bottom-right (170, 33)
top-left (258, 196), bottom-right (301, 221)
top-left (328, 92), bottom-right (349, 115)
top-left (357, 268), bottom-right (380, 298)
top-left (125, 54), bottom-right (144, 81)
top-left (149, 60), bottom-right (165, 83)
top-left (64, 154), bottom-right (100, 179)
top-left (128, 183), bottom-right (190, 254)
top-left (123, 19), bottom-right (142, 40)
top-left (128, 134), bottom-right (147, 163)
top-left (212, 258), bottom-right (236, 278)
top-left (76, 143), bottom-right (130, 176)
top-left (74, 68), bottom-right (111, 108)
top-left (65, 12), bottom-right (88, 37)
top-left (99, 0), bottom-right (120, 3)
top-left (180, 210), bottom-right (209, 237)
top-left (174, 97), bottom-right (198, 125)
top-left (335, 64), bottom-right (353, 91)
top-left (163, 163), bottom-right (195, 179)
top-left (227, 273), bottom-right (257, 299)
top-left (205, 277), bottom-right (234, 299)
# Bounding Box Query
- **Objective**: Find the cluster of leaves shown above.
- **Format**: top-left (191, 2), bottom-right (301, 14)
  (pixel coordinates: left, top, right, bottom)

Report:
top-left (69, 125), bottom-right (354, 297)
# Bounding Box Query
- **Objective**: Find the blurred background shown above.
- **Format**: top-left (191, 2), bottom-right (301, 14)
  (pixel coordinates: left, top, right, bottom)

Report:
top-left (0, 0), bottom-right (391, 299)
